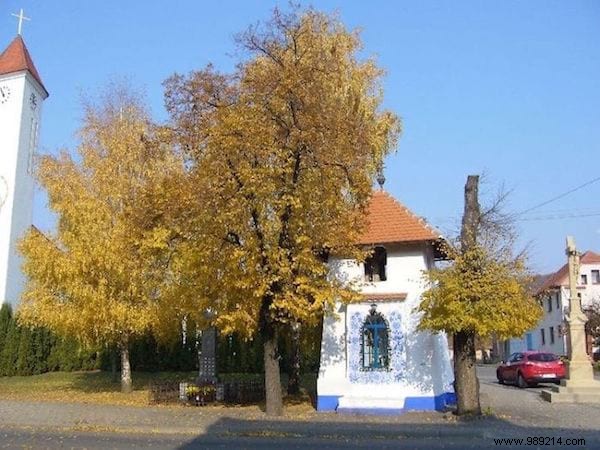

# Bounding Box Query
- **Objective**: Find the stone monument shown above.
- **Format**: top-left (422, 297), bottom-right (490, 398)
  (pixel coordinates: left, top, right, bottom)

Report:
top-left (542, 236), bottom-right (600, 403)
top-left (197, 326), bottom-right (217, 383)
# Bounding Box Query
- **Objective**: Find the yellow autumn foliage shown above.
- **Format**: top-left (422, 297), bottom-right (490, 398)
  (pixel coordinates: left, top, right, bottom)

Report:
top-left (418, 244), bottom-right (543, 339)
top-left (18, 87), bottom-right (184, 349)
top-left (162, 9), bottom-right (400, 337)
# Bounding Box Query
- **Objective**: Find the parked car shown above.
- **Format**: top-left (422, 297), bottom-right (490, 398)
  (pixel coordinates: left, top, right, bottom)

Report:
top-left (496, 351), bottom-right (566, 388)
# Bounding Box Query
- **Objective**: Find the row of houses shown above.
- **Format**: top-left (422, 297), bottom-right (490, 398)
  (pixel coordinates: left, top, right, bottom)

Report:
top-left (503, 251), bottom-right (600, 360)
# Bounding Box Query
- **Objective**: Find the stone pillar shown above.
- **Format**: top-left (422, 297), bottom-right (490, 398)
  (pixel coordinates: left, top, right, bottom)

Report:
top-left (564, 236), bottom-right (595, 383)
top-left (198, 327), bottom-right (217, 383)
top-left (541, 236), bottom-right (600, 403)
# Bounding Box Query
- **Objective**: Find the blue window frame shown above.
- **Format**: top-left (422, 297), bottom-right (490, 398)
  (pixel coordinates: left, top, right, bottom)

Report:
top-left (361, 305), bottom-right (390, 370)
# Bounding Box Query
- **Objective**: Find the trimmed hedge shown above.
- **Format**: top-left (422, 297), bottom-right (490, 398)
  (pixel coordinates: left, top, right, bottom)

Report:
top-left (0, 302), bottom-right (323, 379)
top-left (0, 303), bottom-right (99, 376)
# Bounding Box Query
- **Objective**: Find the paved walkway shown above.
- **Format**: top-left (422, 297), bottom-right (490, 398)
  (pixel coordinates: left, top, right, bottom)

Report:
top-left (0, 399), bottom-right (483, 437)
top-left (0, 367), bottom-right (598, 447)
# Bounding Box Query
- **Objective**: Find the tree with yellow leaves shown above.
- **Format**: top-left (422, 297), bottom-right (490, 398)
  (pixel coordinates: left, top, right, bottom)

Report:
top-left (18, 86), bottom-right (183, 393)
top-left (418, 175), bottom-right (542, 415)
top-left (163, 7), bottom-right (399, 415)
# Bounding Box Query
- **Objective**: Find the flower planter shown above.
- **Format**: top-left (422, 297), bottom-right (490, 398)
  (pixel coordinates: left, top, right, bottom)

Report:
top-left (185, 383), bottom-right (217, 406)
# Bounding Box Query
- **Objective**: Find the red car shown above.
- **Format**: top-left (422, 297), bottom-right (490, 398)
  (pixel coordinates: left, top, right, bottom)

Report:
top-left (496, 351), bottom-right (566, 388)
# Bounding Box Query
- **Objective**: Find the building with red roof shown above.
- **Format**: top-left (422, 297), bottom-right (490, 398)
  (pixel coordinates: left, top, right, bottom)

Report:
top-left (318, 188), bottom-right (454, 414)
top-left (504, 250), bottom-right (600, 359)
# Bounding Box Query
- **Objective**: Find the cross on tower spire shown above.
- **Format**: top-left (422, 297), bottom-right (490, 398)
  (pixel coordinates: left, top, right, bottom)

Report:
top-left (11, 8), bottom-right (31, 35)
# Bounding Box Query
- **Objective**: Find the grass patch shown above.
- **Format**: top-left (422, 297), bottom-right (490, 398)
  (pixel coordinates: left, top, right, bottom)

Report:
top-left (0, 371), bottom-right (196, 407)
top-left (0, 371), bottom-right (318, 411)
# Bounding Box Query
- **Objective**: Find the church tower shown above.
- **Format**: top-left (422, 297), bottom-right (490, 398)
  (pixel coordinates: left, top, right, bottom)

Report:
top-left (0, 32), bottom-right (48, 307)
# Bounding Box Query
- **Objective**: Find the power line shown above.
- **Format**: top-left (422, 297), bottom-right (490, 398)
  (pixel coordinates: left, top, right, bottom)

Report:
top-left (516, 207), bottom-right (600, 215)
top-left (518, 212), bottom-right (600, 222)
top-left (429, 208), bottom-right (600, 225)
top-left (517, 176), bottom-right (600, 216)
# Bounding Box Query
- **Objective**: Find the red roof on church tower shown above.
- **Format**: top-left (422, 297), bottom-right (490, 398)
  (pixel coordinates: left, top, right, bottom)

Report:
top-left (0, 35), bottom-right (47, 96)
top-left (358, 190), bottom-right (440, 245)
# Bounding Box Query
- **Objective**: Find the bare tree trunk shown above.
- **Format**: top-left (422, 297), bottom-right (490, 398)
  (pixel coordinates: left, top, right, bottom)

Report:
top-left (263, 330), bottom-right (283, 416)
top-left (454, 331), bottom-right (480, 414)
top-left (258, 288), bottom-right (283, 415)
top-left (287, 321), bottom-right (301, 395)
top-left (120, 337), bottom-right (132, 394)
top-left (460, 175), bottom-right (480, 253)
top-left (110, 346), bottom-right (118, 383)
top-left (491, 333), bottom-right (501, 363)
top-left (454, 174), bottom-right (482, 415)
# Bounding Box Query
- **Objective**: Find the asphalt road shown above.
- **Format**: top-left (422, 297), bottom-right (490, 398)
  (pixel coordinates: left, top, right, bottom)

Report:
top-left (478, 363), bottom-right (600, 426)
top-left (1, 428), bottom-right (587, 450)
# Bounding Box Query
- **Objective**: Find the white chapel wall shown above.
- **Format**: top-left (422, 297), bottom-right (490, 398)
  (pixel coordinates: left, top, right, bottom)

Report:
top-left (319, 243), bottom-right (454, 404)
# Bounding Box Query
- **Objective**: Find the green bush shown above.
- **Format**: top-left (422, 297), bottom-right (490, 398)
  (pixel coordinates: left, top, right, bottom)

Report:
top-left (0, 314), bottom-right (21, 376)
top-left (0, 301), bottom-right (321, 378)
top-left (47, 335), bottom-right (99, 372)
top-left (0, 303), bottom-right (12, 350)
top-left (0, 303), bottom-right (98, 376)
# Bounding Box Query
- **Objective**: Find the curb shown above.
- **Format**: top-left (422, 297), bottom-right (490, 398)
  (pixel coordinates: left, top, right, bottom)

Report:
top-left (0, 421), bottom-right (488, 440)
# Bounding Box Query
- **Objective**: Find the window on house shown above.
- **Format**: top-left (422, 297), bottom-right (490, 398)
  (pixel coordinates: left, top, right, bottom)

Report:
top-left (361, 305), bottom-right (390, 370)
top-left (581, 274), bottom-right (588, 285)
top-left (549, 326), bottom-right (555, 345)
top-left (364, 246), bottom-right (387, 282)
top-left (592, 270), bottom-right (600, 285)
top-left (541, 328), bottom-right (546, 345)
top-left (547, 297), bottom-right (552, 312)
top-left (556, 293), bottom-right (560, 309)
top-left (526, 333), bottom-right (533, 351)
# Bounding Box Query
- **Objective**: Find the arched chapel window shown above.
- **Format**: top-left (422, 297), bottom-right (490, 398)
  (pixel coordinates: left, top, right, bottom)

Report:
top-left (361, 305), bottom-right (390, 370)
top-left (364, 246), bottom-right (387, 282)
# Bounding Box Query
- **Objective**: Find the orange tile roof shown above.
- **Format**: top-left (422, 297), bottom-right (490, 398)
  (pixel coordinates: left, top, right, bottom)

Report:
top-left (0, 35), bottom-right (47, 96)
top-left (536, 251), bottom-right (600, 294)
top-left (536, 265), bottom-right (568, 294)
top-left (357, 190), bottom-right (440, 245)
top-left (582, 251), bottom-right (600, 264)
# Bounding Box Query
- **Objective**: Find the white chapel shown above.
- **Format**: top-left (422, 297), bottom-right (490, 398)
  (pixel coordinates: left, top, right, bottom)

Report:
top-left (0, 31), bottom-right (47, 307)
top-left (318, 189), bottom-right (455, 413)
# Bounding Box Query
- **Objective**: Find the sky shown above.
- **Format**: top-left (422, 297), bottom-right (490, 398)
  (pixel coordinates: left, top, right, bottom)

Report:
top-left (1, 0), bottom-right (599, 274)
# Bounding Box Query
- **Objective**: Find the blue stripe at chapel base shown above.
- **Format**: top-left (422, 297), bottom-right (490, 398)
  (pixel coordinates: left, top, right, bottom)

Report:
top-left (404, 392), bottom-right (456, 411)
top-left (439, 392), bottom-right (457, 408)
top-left (317, 393), bottom-right (455, 414)
top-left (317, 395), bottom-right (341, 411)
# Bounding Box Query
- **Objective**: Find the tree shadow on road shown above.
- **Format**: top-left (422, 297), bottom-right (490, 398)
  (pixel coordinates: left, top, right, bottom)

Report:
top-left (177, 414), bottom-right (600, 449)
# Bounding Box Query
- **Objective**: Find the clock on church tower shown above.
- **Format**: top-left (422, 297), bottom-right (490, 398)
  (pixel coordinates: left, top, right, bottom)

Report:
top-left (0, 30), bottom-right (48, 307)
